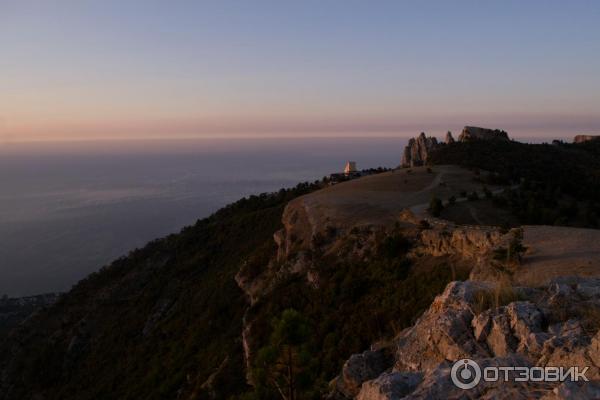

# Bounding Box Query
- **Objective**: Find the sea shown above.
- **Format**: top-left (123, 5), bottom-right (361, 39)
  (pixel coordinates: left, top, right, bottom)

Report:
top-left (0, 137), bottom-right (409, 296)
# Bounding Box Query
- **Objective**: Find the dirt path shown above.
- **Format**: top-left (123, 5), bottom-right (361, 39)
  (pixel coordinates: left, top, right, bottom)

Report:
top-left (418, 169), bottom-right (445, 193)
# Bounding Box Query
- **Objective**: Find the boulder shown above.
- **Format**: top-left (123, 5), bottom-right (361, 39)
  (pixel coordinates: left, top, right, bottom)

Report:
top-left (393, 281), bottom-right (491, 372)
top-left (338, 349), bottom-right (391, 397)
top-left (403, 356), bottom-right (540, 400)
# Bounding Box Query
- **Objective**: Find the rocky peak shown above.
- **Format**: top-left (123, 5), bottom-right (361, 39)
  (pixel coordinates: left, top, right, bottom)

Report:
top-left (400, 126), bottom-right (508, 168)
top-left (458, 126), bottom-right (510, 141)
top-left (574, 134), bottom-right (600, 143)
top-left (400, 132), bottom-right (439, 168)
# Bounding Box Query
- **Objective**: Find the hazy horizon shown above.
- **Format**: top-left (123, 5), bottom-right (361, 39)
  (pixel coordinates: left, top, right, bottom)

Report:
top-left (0, 130), bottom-right (578, 146)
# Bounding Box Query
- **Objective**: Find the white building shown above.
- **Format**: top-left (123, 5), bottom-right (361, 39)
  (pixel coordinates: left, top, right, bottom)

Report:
top-left (344, 161), bottom-right (357, 175)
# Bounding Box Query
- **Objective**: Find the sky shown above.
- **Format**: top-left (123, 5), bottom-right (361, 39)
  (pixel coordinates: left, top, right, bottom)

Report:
top-left (2, 0), bottom-right (600, 142)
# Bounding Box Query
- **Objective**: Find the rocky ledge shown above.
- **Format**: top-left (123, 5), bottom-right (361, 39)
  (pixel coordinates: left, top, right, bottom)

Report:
top-left (330, 277), bottom-right (600, 399)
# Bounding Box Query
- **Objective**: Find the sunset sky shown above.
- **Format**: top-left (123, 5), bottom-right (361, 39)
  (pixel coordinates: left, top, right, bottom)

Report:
top-left (2, 0), bottom-right (600, 142)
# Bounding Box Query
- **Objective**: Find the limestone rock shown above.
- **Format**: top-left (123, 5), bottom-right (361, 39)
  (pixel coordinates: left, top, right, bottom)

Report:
top-left (400, 133), bottom-right (439, 168)
top-left (403, 356), bottom-right (539, 400)
top-left (541, 381), bottom-right (600, 399)
top-left (393, 281), bottom-right (491, 372)
top-left (472, 312), bottom-right (492, 342)
top-left (332, 277), bottom-right (600, 399)
top-left (338, 350), bottom-right (391, 397)
top-left (458, 126), bottom-right (509, 142)
top-left (445, 131), bottom-right (455, 144)
top-left (573, 135), bottom-right (600, 143)
top-left (486, 311), bottom-right (516, 356)
top-left (400, 126), bottom-right (509, 168)
top-left (356, 372), bottom-right (421, 400)
top-left (419, 226), bottom-right (505, 259)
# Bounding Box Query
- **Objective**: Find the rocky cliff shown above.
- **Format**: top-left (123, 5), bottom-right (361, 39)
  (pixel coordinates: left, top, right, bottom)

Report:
top-left (401, 127), bottom-right (509, 168)
top-left (400, 133), bottom-right (439, 168)
top-left (0, 184), bottom-right (324, 400)
top-left (331, 277), bottom-right (600, 399)
top-left (574, 135), bottom-right (600, 143)
top-left (458, 126), bottom-right (510, 142)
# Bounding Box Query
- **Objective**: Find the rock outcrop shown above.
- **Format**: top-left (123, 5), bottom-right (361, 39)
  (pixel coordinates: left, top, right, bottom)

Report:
top-left (400, 126), bottom-right (509, 168)
top-left (331, 277), bottom-right (600, 399)
top-left (418, 225), bottom-right (506, 260)
top-left (400, 133), bottom-right (439, 168)
top-left (574, 135), bottom-right (600, 143)
top-left (334, 349), bottom-right (393, 398)
top-left (458, 126), bottom-right (510, 142)
top-left (445, 131), bottom-right (455, 144)
top-left (356, 372), bottom-right (422, 400)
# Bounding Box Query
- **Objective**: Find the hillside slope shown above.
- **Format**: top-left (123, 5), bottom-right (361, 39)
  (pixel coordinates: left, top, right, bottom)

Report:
top-left (0, 183), bottom-right (318, 400)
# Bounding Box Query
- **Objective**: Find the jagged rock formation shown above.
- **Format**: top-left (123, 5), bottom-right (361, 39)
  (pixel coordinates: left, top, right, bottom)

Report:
top-left (401, 127), bottom-right (509, 168)
top-left (445, 131), bottom-right (455, 144)
top-left (400, 133), bottom-right (439, 168)
top-left (331, 277), bottom-right (600, 399)
top-left (458, 126), bottom-right (510, 142)
top-left (574, 134), bottom-right (600, 143)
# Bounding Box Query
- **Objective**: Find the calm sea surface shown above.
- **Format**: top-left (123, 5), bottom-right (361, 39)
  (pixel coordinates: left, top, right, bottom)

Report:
top-left (0, 137), bottom-right (408, 296)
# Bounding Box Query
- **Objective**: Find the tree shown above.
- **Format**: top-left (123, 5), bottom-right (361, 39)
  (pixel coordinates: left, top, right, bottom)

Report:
top-left (493, 228), bottom-right (527, 267)
top-left (253, 309), bottom-right (316, 400)
top-left (429, 196), bottom-right (444, 217)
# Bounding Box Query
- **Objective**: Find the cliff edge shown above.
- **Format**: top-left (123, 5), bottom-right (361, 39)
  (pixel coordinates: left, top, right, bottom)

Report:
top-left (401, 126), bottom-right (509, 168)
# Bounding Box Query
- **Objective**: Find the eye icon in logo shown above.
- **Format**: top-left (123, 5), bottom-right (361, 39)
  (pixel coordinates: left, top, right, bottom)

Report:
top-left (451, 358), bottom-right (481, 389)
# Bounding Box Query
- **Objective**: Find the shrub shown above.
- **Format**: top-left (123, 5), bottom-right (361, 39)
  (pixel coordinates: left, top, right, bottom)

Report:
top-left (467, 191), bottom-right (479, 201)
top-left (429, 196), bottom-right (444, 217)
top-left (483, 186), bottom-right (493, 199)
